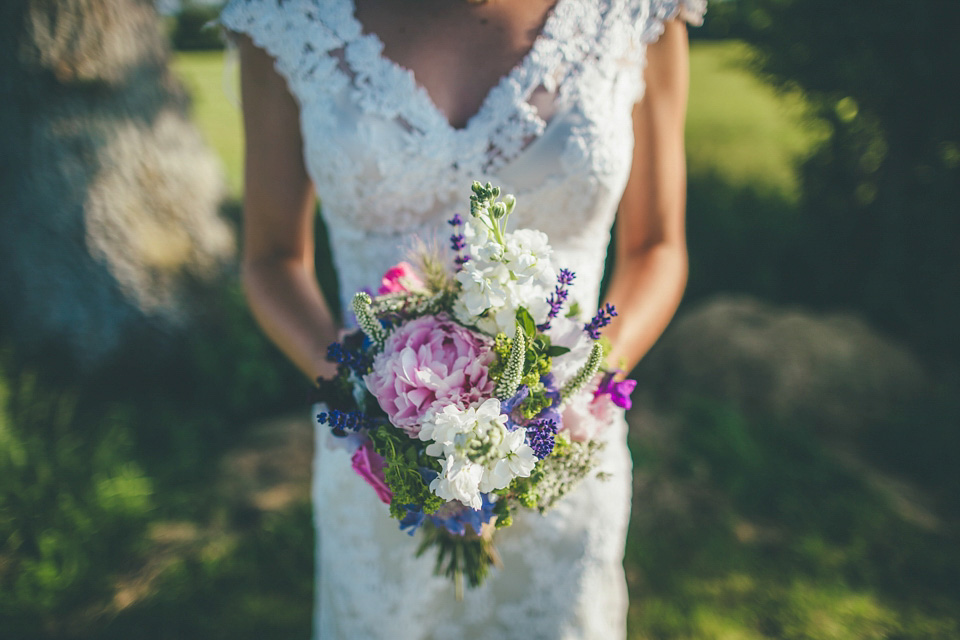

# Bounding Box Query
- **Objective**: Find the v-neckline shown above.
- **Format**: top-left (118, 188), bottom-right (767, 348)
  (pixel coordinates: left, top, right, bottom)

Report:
top-left (343, 0), bottom-right (566, 134)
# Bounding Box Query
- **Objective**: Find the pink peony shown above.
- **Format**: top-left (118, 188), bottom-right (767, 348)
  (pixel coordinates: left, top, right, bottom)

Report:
top-left (351, 440), bottom-right (392, 504)
top-left (378, 262), bottom-right (425, 295)
top-left (364, 315), bottom-right (495, 436)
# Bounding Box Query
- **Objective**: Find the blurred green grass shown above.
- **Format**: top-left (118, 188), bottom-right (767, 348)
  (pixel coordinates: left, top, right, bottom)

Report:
top-left (686, 41), bottom-right (827, 200)
top-left (172, 50), bottom-right (244, 197)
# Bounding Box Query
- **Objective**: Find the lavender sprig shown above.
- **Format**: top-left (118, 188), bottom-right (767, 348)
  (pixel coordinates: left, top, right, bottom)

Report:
top-left (584, 303), bottom-right (617, 340)
top-left (316, 409), bottom-right (370, 434)
top-left (326, 341), bottom-right (372, 375)
top-left (538, 269), bottom-right (576, 331)
top-left (448, 213), bottom-right (470, 270)
top-left (527, 419), bottom-right (558, 459)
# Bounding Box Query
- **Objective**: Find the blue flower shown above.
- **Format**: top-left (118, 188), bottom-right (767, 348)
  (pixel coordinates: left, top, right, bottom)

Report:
top-left (399, 506), bottom-right (426, 536)
top-left (430, 495), bottom-right (497, 537)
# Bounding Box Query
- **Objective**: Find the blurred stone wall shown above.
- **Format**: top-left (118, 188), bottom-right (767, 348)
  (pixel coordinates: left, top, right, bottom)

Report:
top-left (0, 0), bottom-right (234, 372)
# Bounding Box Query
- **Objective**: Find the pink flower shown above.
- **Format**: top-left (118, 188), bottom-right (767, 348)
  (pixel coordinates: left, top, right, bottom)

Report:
top-left (594, 372), bottom-right (637, 410)
top-left (351, 440), bottom-right (392, 504)
top-left (378, 262), bottom-right (425, 295)
top-left (364, 315), bottom-right (495, 437)
top-left (561, 391), bottom-right (617, 442)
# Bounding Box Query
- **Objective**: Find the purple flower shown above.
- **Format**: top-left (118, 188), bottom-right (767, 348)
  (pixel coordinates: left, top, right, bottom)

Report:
top-left (500, 385), bottom-right (529, 430)
top-left (595, 372), bottom-right (637, 410)
top-left (448, 214), bottom-right (470, 270)
top-left (316, 409), bottom-right (369, 433)
top-left (538, 270), bottom-right (576, 332)
top-left (584, 303), bottom-right (617, 340)
top-left (526, 419), bottom-right (558, 459)
top-left (326, 340), bottom-right (372, 375)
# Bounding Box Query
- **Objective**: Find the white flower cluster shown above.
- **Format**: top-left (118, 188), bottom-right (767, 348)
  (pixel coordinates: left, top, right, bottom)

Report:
top-left (418, 398), bottom-right (536, 509)
top-left (453, 216), bottom-right (557, 336)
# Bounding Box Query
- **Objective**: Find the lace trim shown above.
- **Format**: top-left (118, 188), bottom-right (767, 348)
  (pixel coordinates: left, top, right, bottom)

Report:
top-left (220, 0), bottom-right (349, 102)
top-left (220, 0), bottom-right (616, 174)
top-left (336, 0), bottom-right (587, 173)
top-left (642, 0), bottom-right (708, 43)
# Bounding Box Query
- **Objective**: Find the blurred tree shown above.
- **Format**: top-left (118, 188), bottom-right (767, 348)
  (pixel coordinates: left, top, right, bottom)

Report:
top-left (730, 0), bottom-right (960, 365)
top-left (172, 1), bottom-right (227, 51)
top-left (0, 0), bottom-right (234, 375)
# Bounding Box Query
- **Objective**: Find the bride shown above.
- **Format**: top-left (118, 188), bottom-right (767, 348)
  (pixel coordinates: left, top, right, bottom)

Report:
top-left (221, 0), bottom-right (704, 637)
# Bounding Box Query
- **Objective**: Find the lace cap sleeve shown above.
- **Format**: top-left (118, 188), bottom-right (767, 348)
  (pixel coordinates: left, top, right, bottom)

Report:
top-left (642, 0), bottom-right (707, 43)
top-left (219, 0), bottom-right (349, 103)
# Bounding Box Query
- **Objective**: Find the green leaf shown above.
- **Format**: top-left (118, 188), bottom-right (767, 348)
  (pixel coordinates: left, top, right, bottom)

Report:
top-left (546, 345), bottom-right (571, 357)
top-left (516, 307), bottom-right (536, 339)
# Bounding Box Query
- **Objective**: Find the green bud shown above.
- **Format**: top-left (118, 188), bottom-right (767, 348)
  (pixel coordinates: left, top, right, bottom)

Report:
top-left (560, 342), bottom-right (603, 402)
top-left (503, 194), bottom-right (516, 215)
top-left (352, 291), bottom-right (387, 349)
top-left (495, 325), bottom-right (526, 400)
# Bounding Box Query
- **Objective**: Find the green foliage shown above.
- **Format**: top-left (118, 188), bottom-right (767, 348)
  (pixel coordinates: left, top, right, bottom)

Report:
top-left (627, 396), bottom-right (960, 639)
top-left (0, 274), bottom-right (308, 636)
top-left (490, 321), bottom-right (556, 419)
top-left (103, 504), bottom-right (314, 640)
top-left (415, 521), bottom-right (498, 594)
top-left (368, 424), bottom-right (444, 519)
top-left (171, 4), bottom-right (226, 52)
top-left (727, 0), bottom-right (960, 365)
top-left (0, 352), bottom-right (154, 636)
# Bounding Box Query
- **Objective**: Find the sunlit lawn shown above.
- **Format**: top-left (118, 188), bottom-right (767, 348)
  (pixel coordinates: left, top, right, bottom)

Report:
top-left (686, 41), bottom-right (827, 200)
top-left (172, 50), bottom-right (244, 197)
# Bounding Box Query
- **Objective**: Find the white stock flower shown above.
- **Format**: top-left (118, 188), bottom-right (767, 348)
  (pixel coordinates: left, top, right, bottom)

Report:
top-left (431, 454), bottom-right (485, 509)
top-left (479, 427), bottom-right (536, 492)
top-left (454, 226), bottom-right (558, 336)
top-left (420, 398), bottom-right (536, 507)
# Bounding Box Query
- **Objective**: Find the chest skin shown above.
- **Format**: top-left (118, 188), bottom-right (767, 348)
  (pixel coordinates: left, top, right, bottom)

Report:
top-left (352, 0), bottom-right (559, 129)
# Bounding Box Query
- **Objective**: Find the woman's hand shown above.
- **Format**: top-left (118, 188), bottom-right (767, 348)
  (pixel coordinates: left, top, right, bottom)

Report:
top-left (236, 35), bottom-right (340, 380)
top-left (602, 19), bottom-right (690, 373)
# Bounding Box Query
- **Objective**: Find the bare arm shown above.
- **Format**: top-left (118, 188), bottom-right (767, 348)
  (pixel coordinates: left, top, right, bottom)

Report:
top-left (602, 20), bottom-right (690, 372)
top-left (236, 35), bottom-right (339, 380)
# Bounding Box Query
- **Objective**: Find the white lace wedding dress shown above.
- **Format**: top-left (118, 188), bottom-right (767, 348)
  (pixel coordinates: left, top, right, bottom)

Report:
top-left (221, 0), bottom-right (705, 637)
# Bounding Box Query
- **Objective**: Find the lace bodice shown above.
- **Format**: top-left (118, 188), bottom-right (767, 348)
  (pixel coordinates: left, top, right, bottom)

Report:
top-left (223, 0), bottom-right (704, 323)
top-left (221, 1), bottom-right (705, 638)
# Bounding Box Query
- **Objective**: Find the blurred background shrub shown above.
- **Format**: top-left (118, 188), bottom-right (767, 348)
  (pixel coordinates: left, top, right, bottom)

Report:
top-left (169, 1), bottom-right (225, 51)
top-left (716, 0), bottom-right (960, 367)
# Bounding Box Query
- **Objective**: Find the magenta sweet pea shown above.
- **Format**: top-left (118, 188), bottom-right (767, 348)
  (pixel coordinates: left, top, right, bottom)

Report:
top-left (378, 261), bottom-right (425, 295)
top-left (595, 371), bottom-right (637, 410)
top-left (351, 440), bottom-right (392, 504)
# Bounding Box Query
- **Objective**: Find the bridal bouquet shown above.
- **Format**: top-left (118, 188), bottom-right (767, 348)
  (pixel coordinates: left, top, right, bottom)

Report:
top-left (314, 182), bottom-right (635, 595)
